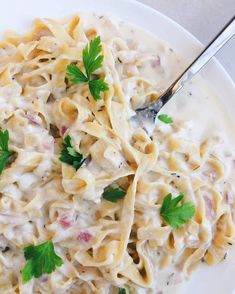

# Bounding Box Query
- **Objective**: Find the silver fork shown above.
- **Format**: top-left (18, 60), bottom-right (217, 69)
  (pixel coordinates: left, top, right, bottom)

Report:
top-left (134, 15), bottom-right (235, 133)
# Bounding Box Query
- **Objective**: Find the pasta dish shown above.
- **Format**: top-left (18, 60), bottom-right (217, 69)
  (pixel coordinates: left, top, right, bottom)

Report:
top-left (0, 14), bottom-right (234, 294)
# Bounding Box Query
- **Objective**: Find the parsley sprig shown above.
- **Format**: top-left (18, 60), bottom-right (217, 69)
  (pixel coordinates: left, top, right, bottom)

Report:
top-left (119, 288), bottom-right (127, 294)
top-left (0, 130), bottom-right (15, 175)
top-left (22, 240), bottom-right (63, 284)
top-left (59, 135), bottom-right (86, 170)
top-left (160, 193), bottom-right (195, 229)
top-left (158, 114), bottom-right (173, 124)
top-left (102, 186), bottom-right (126, 203)
top-left (66, 36), bottom-right (109, 101)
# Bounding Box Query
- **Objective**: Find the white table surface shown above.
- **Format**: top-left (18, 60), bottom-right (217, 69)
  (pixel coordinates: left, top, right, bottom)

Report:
top-left (138, 0), bottom-right (235, 82)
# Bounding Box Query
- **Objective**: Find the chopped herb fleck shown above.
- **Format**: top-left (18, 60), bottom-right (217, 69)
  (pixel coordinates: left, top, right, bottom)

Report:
top-left (103, 186), bottom-right (126, 203)
top-left (66, 36), bottom-right (109, 101)
top-left (59, 135), bottom-right (86, 170)
top-left (158, 114), bottom-right (173, 124)
top-left (22, 240), bottom-right (63, 284)
top-left (160, 193), bottom-right (195, 229)
top-left (0, 130), bottom-right (15, 175)
top-left (118, 288), bottom-right (127, 294)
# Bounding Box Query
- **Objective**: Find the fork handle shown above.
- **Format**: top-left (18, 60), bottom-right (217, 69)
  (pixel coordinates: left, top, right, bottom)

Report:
top-left (157, 15), bottom-right (235, 107)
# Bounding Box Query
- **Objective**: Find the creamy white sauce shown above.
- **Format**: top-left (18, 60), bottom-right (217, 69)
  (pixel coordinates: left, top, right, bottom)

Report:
top-left (80, 13), bottom-right (235, 294)
top-left (0, 12), bottom-right (234, 294)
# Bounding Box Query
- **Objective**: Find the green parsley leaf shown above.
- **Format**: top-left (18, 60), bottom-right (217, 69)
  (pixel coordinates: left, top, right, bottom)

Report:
top-left (0, 130), bottom-right (15, 175)
top-left (158, 114), bottom-right (173, 124)
top-left (83, 36), bottom-right (104, 79)
top-left (160, 193), bottom-right (195, 229)
top-left (103, 187), bottom-right (126, 203)
top-left (66, 64), bottom-right (88, 84)
top-left (119, 288), bottom-right (127, 294)
top-left (66, 36), bottom-right (109, 101)
top-left (89, 79), bottom-right (109, 101)
top-left (22, 240), bottom-right (63, 284)
top-left (59, 135), bottom-right (86, 170)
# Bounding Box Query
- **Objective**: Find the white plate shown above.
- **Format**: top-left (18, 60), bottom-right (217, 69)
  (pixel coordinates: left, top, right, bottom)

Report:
top-left (1, 0), bottom-right (235, 293)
